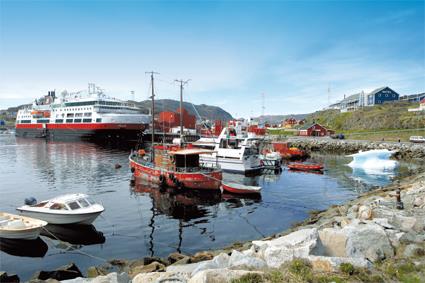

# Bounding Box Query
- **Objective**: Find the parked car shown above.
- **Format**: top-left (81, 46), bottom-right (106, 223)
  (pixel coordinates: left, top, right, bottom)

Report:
top-left (331, 133), bottom-right (345, 140)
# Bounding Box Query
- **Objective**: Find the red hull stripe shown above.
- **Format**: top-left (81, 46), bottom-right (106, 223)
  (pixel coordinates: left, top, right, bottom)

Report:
top-left (16, 123), bottom-right (146, 130)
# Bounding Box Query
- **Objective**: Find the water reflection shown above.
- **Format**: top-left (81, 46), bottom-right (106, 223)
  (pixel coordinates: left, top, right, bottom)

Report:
top-left (0, 238), bottom-right (48, 258)
top-left (41, 224), bottom-right (105, 246)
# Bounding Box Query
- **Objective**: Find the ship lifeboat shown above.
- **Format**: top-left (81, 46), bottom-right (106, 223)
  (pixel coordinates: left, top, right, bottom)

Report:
top-left (220, 182), bottom-right (261, 195)
top-left (287, 163), bottom-right (324, 172)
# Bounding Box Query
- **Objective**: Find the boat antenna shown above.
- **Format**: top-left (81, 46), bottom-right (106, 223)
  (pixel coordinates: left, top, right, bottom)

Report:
top-left (175, 79), bottom-right (190, 145)
top-left (146, 71), bottom-right (159, 162)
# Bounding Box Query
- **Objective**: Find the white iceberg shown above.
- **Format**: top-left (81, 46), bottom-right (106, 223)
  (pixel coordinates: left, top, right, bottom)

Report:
top-left (347, 149), bottom-right (399, 172)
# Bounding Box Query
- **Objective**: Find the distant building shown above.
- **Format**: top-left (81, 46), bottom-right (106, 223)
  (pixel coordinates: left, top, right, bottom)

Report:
top-left (340, 92), bottom-right (366, 113)
top-left (331, 86), bottom-right (400, 112)
top-left (400, 92), bottom-right (425, 103)
top-left (366, 86), bottom-right (399, 106)
top-left (298, 123), bottom-right (334, 137)
top-left (158, 108), bottom-right (196, 132)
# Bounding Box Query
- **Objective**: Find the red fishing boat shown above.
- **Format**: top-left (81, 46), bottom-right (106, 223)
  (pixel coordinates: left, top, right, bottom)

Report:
top-left (287, 163), bottom-right (324, 172)
top-left (220, 182), bottom-right (261, 195)
top-left (129, 146), bottom-right (222, 190)
top-left (129, 73), bottom-right (223, 191)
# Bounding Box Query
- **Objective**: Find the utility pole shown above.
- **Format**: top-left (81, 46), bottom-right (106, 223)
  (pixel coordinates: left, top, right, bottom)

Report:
top-left (261, 93), bottom-right (265, 117)
top-left (146, 71), bottom-right (159, 162)
top-left (327, 84), bottom-right (331, 109)
top-left (175, 79), bottom-right (190, 145)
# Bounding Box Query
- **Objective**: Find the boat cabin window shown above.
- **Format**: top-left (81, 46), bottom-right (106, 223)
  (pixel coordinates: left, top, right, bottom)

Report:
top-left (78, 198), bottom-right (90, 207)
top-left (67, 201), bottom-right (81, 210)
top-left (175, 154), bottom-right (199, 169)
top-left (50, 203), bottom-right (68, 210)
top-left (86, 198), bottom-right (95, 205)
top-left (220, 138), bottom-right (241, 149)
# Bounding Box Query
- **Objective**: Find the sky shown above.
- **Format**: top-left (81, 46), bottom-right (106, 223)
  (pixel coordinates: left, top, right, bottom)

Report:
top-left (0, 0), bottom-right (424, 117)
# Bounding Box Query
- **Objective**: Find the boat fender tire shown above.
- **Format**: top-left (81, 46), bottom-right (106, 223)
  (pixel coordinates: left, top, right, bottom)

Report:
top-left (130, 167), bottom-right (135, 173)
top-left (169, 173), bottom-right (175, 181)
top-left (159, 174), bottom-right (165, 183)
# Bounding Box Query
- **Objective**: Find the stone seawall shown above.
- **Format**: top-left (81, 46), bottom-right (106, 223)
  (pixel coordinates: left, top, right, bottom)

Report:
top-left (286, 137), bottom-right (425, 161)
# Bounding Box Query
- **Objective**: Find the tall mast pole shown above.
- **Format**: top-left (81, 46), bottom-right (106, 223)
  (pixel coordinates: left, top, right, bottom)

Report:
top-left (146, 71), bottom-right (159, 162)
top-left (175, 79), bottom-right (190, 145)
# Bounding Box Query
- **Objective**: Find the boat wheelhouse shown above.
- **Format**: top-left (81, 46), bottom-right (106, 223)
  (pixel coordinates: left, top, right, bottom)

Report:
top-left (17, 193), bottom-right (104, 225)
top-left (15, 85), bottom-right (150, 140)
top-left (194, 128), bottom-right (263, 174)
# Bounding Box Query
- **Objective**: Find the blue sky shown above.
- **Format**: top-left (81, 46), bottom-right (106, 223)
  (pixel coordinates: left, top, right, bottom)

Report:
top-left (0, 0), bottom-right (424, 117)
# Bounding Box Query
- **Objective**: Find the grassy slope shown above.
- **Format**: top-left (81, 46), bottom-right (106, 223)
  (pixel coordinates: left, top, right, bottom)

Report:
top-left (304, 102), bottom-right (425, 141)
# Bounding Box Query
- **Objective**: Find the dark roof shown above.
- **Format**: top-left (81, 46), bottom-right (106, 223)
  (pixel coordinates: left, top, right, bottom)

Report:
top-left (368, 86), bottom-right (399, 96)
top-left (299, 123), bottom-right (329, 130)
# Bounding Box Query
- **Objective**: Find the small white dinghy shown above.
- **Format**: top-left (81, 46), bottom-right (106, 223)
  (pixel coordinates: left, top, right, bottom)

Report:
top-left (0, 212), bottom-right (47, 240)
top-left (17, 194), bottom-right (104, 225)
top-left (220, 182), bottom-right (262, 195)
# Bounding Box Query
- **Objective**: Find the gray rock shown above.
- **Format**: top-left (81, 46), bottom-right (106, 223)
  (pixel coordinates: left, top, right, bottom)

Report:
top-left (228, 250), bottom-right (266, 269)
top-left (191, 253), bottom-right (230, 276)
top-left (0, 272), bottom-right (19, 283)
top-left (62, 272), bottom-right (130, 283)
top-left (188, 268), bottom-right (263, 283)
top-left (307, 255), bottom-right (370, 272)
top-left (403, 244), bottom-right (423, 258)
top-left (344, 222), bottom-right (394, 261)
top-left (315, 228), bottom-right (348, 257)
top-left (132, 271), bottom-right (189, 283)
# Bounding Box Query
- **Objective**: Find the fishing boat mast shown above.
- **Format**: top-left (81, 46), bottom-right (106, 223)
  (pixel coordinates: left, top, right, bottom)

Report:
top-left (175, 79), bottom-right (190, 146)
top-left (146, 71), bottom-right (159, 162)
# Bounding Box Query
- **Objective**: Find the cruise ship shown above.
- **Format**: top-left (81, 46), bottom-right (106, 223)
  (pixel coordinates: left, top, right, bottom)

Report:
top-left (15, 85), bottom-right (150, 141)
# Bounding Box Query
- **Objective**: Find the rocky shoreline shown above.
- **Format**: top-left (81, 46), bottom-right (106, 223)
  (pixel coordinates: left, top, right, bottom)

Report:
top-left (6, 169), bottom-right (423, 283)
top-left (285, 137), bottom-right (425, 161)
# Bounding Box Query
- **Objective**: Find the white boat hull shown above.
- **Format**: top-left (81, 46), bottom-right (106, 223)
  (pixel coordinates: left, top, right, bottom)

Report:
top-left (16, 210), bottom-right (102, 225)
top-left (200, 155), bottom-right (262, 174)
top-left (0, 226), bottom-right (43, 240)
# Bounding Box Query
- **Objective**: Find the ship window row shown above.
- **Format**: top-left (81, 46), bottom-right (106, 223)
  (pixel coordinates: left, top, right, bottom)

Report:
top-left (64, 101), bottom-right (134, 107)
top-left (64, 113), bottom-right (92, 118)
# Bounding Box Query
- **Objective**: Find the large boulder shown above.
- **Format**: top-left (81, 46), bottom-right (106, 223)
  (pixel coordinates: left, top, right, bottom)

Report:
top-left (32, 263), bottom-right (83, 281)
top-left (344, 222), bottom-right (394, 261)
top-left (188, 269), bottom-right (263, 283)
top-left (191, 253), bottom-right (230, 276)
top-left (129, 262), bottom-right (165, 278)
top-left (132, 271), bottom-right (189, 283)
top-left (252, 228), bottom-right (318, 268)
top-left (228, 250), bottom-right (266, 269)
top-left (0, 272), bottom-right (19, 283)
top-left (315, 228), bottom-right (348, 257)
top-left (62, 272), bottom-right (129, 283)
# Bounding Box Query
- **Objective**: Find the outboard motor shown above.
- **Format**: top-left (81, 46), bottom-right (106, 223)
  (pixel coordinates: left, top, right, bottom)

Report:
top-left (24, 197), bottom-right (37, 205)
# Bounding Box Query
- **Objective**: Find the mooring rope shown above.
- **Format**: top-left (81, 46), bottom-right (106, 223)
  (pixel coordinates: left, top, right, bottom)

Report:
top-left (41, 226), bottom-right (108, 263)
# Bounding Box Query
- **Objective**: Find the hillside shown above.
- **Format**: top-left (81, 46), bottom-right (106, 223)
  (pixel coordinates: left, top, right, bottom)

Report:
top-left (305, 101), bottom-right (425, 131)
top-left (253, 113), bottom-right (309, 124)
top-left (134, 99), bottom-right (233, 121)
top-left (1, 100), bottom-right (233, 122)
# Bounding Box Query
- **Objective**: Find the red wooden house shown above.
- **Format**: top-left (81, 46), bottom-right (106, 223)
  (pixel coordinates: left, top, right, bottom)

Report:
top-left (298, 123), bottom-right (334, 137)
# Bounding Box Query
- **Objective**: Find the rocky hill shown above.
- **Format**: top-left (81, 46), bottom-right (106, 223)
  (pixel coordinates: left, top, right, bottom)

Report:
top-left (305, 101), bottom-right (425, 131)
top-left (134, 99), bottom-right (233, 121)
top-left (252, 113), bottom-right (310, 124)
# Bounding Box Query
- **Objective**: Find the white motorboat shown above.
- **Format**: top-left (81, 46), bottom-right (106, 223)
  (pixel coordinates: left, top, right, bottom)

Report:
top-left (0, 212), bottom-right (47, 240)
top-left (195, 128), bottom-right (263, 174)
top-left (17, 194), bottom-right (104, 225)
top-left (409, 136), bottom-right (425, 143)
top-left (259, 151), bottom-right (282, 169)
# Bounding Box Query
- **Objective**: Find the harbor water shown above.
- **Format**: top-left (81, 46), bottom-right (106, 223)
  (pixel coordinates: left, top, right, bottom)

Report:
top-left (0, 134), bottom-right (419, 280)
